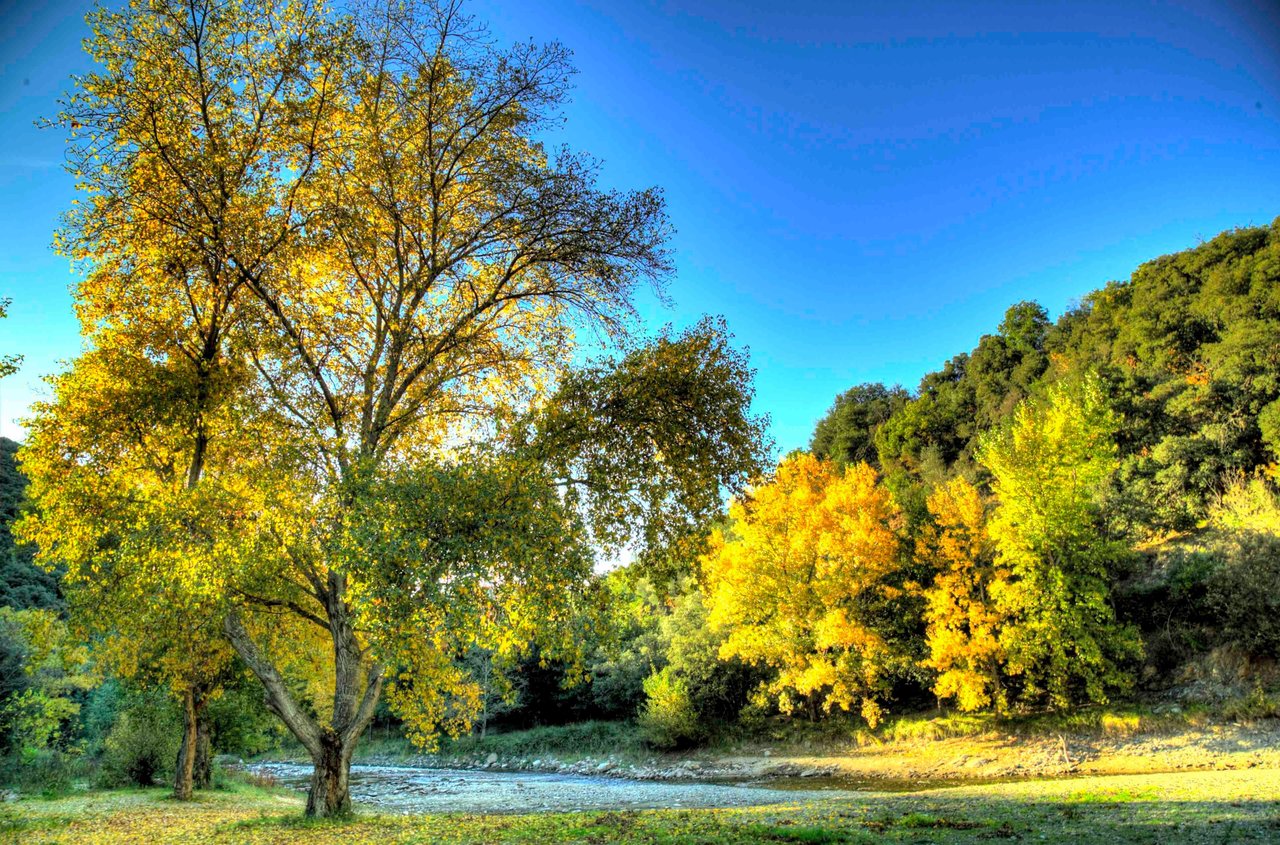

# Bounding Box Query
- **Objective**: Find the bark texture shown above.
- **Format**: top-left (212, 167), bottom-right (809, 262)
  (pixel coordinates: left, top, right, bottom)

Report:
top-left (195, 710), bottom-right (213, 789)
top-left (173, 687), bottom-right (207, 800)
top-left (224, 601), bottom-right (384, 817)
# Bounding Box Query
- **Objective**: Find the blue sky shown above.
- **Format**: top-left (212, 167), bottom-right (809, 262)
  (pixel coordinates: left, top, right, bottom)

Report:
top-left (1, 0), bottom-right (1278, 452)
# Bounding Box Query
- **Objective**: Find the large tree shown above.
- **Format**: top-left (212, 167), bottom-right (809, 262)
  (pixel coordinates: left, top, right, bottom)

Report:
top-left (23, 0), bottom-right (766, 816)
top-left (703, 453), bottom-right (903, 726)
top-left (810, 383), bottom-right (908, 469)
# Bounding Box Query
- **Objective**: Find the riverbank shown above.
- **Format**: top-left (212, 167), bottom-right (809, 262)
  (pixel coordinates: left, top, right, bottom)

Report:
top-left (5, 766), bottom-right (1279, 843)
top-left (269, 713), bottom-right (1280, 787)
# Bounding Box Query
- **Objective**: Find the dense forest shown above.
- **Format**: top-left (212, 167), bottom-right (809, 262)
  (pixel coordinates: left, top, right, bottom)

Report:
top-left (2, 218), bottom-right (1278, 793)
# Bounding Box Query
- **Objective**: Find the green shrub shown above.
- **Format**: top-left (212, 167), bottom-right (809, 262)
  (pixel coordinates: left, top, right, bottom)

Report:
top-left (659, 587), bottom-right (761, 726)
top-left (638, 667), bottom-right (702, 749)
top-left (98, 694), bottom-right (180, 787)
top-left (206, 681), bottom-right (280, 758)
top-left (1206, 532), bottom-right (1280, 657)
top-left (440, 719), bottom-right (644, 760)
top-left (1221, 684), bottom-right (1280, 721)
top-left (0, 748), bottom-right (82, 796)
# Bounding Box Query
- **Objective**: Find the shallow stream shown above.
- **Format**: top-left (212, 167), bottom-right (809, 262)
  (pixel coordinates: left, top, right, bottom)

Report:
top-left (246, 762), bottom-right (854, 814)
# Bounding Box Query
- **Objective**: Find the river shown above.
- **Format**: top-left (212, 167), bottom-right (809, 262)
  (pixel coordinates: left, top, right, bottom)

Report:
top-left (246, 762), bottom-right (853, 814)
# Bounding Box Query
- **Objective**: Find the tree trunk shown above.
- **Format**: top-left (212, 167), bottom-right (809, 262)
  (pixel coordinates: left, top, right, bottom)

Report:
top-left (223, 608), bottom-right (384, 819)
top-left (306, 731), bottom-right (352, 817)
top-left (194, 709), bottom-right (213, 789)
top-left (174, 688), bottom-right (200, 800)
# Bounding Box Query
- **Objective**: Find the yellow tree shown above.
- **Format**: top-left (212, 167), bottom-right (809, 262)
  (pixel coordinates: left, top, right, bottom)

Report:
top-left (918, 477), bottom-right (1006, 712)
top-left (979, 376), bottom-right (1141, 709)
top-left (703, 454), bottom-right (902, 725)
top-left (26, 0), bottom-right (766, 816)
top-left (22, 0), bottom-right (337, 799)
top-left (19, 345), bottom-right (244, 799)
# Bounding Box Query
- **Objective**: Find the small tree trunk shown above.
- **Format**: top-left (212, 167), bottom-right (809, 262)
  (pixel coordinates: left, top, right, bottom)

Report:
top-left (306, 731), bottom-right (352, 817)
top-left (194, 708), bottom-right (213, 789)
top-left (174, 689), bottom-right (199, 800)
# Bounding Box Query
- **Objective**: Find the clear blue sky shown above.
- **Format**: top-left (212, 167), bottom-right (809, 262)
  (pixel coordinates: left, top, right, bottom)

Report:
top-left (2, 0), bottom-right (1278, 452)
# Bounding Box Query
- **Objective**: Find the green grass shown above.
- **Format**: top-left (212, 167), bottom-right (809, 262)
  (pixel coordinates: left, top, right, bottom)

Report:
top-left (717, 702), bottom-right (1220, 755)
top-left (3, 767), bottom-right (1279, 844)
top-left (336, 720), bottom-right (649, 767)
top-left (439, 720), bottom-right (647, 760)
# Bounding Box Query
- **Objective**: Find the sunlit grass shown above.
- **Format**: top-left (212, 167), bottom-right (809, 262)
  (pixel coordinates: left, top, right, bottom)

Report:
top-left (4, 767), bottom-right (1279, 844)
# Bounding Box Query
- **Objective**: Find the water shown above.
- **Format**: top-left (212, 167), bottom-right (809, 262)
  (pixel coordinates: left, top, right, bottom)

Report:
top-left (246, 762), bottom-right (858, 814)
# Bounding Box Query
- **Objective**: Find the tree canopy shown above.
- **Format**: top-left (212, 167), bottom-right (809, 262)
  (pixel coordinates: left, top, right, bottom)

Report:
top-left (703, 453), bottom-right (904, 725)
top-left (21, 0), bottom-right (767, 817)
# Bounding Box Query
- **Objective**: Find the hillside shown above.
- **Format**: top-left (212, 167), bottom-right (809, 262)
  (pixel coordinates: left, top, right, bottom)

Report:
top-left (817, 217), bottom-right (1280, 536)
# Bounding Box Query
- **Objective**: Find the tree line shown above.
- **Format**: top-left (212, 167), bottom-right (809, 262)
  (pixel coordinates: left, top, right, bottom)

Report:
top-left (630, 217), bottom-right (1280, 744)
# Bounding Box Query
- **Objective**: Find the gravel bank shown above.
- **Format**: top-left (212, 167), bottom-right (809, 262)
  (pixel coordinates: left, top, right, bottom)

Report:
top-left (245, 762), bottom-right (852, 814)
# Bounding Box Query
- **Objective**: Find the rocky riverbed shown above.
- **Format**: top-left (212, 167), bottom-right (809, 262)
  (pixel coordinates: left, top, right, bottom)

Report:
top-left (244, 762), bottom-right (852, 814)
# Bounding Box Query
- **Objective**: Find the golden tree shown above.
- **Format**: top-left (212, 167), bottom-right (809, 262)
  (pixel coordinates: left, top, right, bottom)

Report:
top-left (918, 477), bottom-right (1006, 712)
top-left (24, 0), bottom-right (765, 816)
top-left (703, 454), bottom-right (902, 725)
top-left (19, 342), bottom-right (245, 799)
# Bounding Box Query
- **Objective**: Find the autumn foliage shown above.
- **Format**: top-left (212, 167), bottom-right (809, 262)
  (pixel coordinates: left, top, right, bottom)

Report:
top-left (918, 477), bottom-right (1005, 713)
top-left (703, 454), bottom-right (903, 725)
top-left (703, 376), bottom-right (1143, 722)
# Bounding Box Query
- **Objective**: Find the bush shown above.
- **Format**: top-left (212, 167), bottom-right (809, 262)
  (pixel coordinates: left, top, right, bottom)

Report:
top-left (206, 681), bottom-right (280, 758)
top-left (587, 574), bottom-right (665, 719)
top-left (1206, 532), bottom-right (1280, 657)
top-left (1221, 685), bottom-right (1280, 721)
top-left (638, 668), bottom-right (702, 749)
top-left (660, 588), bottom-right (762, 725)
top-left (0, 748), bottom-right (82, 796)
top-left (440, 719), bottom-right (644, 759)
top-left (99, 693), bottom-right (180, 787)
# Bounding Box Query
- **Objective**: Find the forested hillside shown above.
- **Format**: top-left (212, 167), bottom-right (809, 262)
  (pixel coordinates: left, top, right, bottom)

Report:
top-left (802, 218), bottom-right (1280, 710)
top-left (819, 219), bottom-right (1280, 529)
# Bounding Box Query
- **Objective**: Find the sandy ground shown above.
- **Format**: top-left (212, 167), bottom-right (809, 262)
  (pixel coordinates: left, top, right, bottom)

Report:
top-left (709, 720), bottom-right (1280, 783)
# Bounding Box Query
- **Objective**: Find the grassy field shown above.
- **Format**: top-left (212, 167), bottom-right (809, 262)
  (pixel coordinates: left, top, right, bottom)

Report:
top-left (4, 767), bottom-right (1279, 844)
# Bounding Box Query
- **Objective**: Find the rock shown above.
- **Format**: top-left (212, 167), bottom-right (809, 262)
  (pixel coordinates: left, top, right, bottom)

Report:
top-left (486, 752), bottom-right (498, 765)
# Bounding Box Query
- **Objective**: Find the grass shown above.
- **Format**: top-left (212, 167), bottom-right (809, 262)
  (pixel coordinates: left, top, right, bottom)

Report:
top-left (720, 702), bottom-right (1221, 755)
top-left (3, 767), bottom-right (1280, 844)
top-left (438, 721), bottom-right (648, 761)
top-left (333, 720), bottom-right (649, 767)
